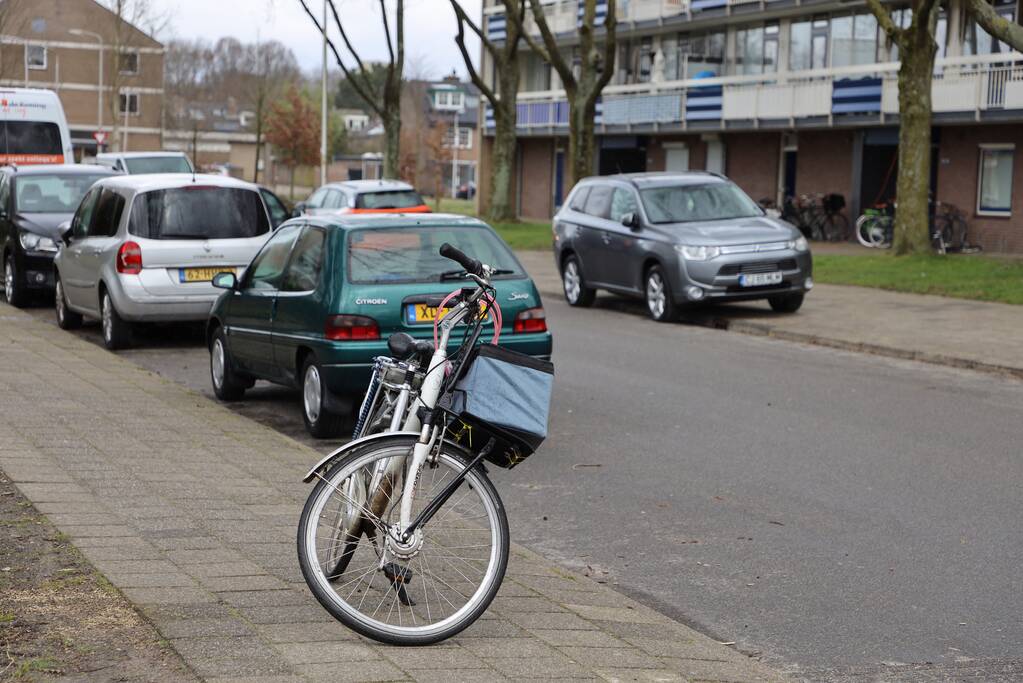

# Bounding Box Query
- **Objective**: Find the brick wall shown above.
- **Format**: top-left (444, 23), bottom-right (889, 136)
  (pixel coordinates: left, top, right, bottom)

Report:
top-left (937, 124), bottom-right (1023, 253)
top-left (518, 137), bottom-right (555, 220)
top-left (725, 132), bottom-right (781, 204)
top-left (795, 129), bottom-right (855, 220)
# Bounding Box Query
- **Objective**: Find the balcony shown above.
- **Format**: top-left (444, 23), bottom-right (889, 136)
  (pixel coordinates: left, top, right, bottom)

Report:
top-left (484, 0), bottom-right (688, 40)
top-left (484, 53), bottom-right (1023, 133)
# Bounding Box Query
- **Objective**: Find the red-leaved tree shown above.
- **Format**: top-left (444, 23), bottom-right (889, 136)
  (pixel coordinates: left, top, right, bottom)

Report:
top-left (265, 87), bottom-right (320, 199)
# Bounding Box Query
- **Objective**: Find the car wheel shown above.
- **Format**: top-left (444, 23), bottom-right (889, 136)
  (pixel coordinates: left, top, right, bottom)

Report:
top-left (562, 255), bottom-right (595, 307)
top-left (644, 265), bottom-right (677, 322)
top-left (55, 277), bottom-right (82, 330)
top-left (301, 355), bottom-right (344, 439)
top-left (100, 291), bottom-right (132, 350)
top-left (210, 327), bottom-right (247, 401)
top-left (4, 253), bottom-right (28, 308)
top-left (768, 292), bottom-right (805, 313)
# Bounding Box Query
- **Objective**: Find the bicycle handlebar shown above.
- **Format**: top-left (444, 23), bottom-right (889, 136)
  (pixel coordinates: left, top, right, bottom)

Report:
top-left (439, 243), bottom-right (484, 278)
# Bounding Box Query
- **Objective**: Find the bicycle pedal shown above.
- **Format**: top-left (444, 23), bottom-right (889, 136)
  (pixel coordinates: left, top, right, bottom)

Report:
top-left (382, 562), bottom-right (416, 606)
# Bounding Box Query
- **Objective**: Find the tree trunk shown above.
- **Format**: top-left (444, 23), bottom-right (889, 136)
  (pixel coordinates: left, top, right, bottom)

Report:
top-left (893, 31), bottom-right (937, 256)
top-left (253, 100), bottom-right (264, 184)
top-left (488, 96), bottom-right (517, 222)
top-left (568, 97), bottom-right (597, 188)
top-left (289, 165), bottom-right (295, 201)
top-left (383, 110), bottom-right (401, 179)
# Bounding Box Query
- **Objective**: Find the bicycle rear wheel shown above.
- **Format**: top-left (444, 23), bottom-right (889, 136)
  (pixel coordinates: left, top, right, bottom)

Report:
top-left (824, 212), bottom-right (850, 242)
top-left (298, 435), bottom-right (509, 645)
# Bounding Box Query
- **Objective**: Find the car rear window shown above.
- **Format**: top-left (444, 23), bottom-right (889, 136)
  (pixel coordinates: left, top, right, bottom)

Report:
top-left (0, 121), bottom-right (62, 156)
top-left (14, 174), bottom-right (109, 213)
top-left (348, 225), bottom-right (523, 284)
top-left (355, 190), bottom-right (425, 210)
top-left (129, 186), bottom-right (270, 240)
top-left (124, 156), bottom-right (192, 174)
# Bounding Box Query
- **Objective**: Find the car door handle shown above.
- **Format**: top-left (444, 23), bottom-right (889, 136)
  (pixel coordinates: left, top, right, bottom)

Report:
top-left (88, 248), bottom-right (102, 256)
top-left (601, 233), bottom-right (612, 244)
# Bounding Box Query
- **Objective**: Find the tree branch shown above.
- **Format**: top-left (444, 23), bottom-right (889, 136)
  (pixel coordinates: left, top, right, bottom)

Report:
top-left (297, 0), bottom-right (384, 118)
top-left (864, 0), bottom-right (904, 46)
top-left (964, 0), bottom-right (1023, 52)
top-left (595, 0), bottom-right (617, 92)
top-left (451, 0), bottom-right (498, 104)
top-left (326, 0), bottom-right (382, 103)
top-left (379, 0), bottom-right (396, 68)
top-left (523, 0), bottom-right (576, 91)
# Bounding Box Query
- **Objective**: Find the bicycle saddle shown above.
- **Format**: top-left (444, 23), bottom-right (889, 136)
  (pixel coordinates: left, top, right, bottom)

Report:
top-left (387, 333), bottom-right (434, 361)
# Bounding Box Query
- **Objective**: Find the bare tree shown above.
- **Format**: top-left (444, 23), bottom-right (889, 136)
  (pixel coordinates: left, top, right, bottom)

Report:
top-left (249, 41), bottom-right (302, 183)
top-left (964, 0), bottom-right (1023, 50)
top-left (101, 0), bottom-right (168, 151)
top-left (512, 0), bottom-right (616, 187)
top-left (864, 0), bottom-right (941, 255)
top-left (451, 0), bottom-right (526, 221)
top-left (297, 0), bottom-right (404, 179)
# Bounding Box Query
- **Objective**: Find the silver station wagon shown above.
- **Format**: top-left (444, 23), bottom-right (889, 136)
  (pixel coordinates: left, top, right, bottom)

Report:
top-left (553, 172), bottom-right (813, 321)
top-left (53, 174), bottom-right (275, 349)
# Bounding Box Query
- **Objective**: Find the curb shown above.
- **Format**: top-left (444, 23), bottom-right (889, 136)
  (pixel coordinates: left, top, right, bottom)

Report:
top-left (536, 285), bottom-right (1023, 382)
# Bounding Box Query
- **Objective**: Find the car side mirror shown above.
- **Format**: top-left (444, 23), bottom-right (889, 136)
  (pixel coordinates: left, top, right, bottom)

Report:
top-left (621, 212), bottom-right (641, 231)
top-left (292, 202), bottom-right (307, 217)
top-left (59, 221), bottom-right (73, 245)
top-left (212, 271), bottom-right (238, 290)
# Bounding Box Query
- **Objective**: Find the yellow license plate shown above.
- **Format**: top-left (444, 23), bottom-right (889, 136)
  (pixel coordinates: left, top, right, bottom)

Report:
top-left (180, 267), bottom-right (234, 283)
top-left (407, 302), bottom-right (487, 324)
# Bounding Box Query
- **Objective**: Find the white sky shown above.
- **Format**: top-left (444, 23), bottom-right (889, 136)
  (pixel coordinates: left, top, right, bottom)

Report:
top-left (152, 0), bottom-right (483, 80)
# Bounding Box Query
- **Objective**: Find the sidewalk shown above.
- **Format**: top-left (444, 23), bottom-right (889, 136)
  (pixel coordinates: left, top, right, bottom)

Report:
top-left (519, 252), bottom-right (1023, 379)
top-left (0, 302), bottom-right (786, 683)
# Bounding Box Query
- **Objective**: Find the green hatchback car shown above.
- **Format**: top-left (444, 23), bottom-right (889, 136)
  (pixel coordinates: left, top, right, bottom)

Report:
top-left (206, 214), bottom-right (553, 437)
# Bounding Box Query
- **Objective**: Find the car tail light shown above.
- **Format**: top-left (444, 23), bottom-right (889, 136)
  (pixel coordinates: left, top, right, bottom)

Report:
top-left (513, 307), bottom-right (547, 334)
top-left (325, 315), bottom-right (380, 340)
top-left (116, 241), bottom-right (142, 274)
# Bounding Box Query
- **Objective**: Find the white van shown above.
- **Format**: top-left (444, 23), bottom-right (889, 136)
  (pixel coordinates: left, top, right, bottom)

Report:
top-left (0, 88), bottom-right (73, 165)
top-left (95, 151), bottom-right (194, 175)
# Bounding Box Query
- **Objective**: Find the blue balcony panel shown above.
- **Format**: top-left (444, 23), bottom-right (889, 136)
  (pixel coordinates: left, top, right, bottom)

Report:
top-left (691, 0), bottom-right (728, 11)
top-left (832, 77), bottom-right (883, 114)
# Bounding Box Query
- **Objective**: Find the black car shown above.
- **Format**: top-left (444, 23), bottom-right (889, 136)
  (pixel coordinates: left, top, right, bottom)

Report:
top-left (1, 164), bottom-right (116, 307)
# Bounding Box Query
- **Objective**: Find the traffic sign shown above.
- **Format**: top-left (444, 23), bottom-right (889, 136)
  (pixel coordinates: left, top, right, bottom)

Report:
top-left (93, 131), bottom-right (107, 145)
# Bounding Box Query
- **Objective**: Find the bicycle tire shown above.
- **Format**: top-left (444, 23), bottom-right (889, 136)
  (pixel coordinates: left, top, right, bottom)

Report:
top-left (298, 435), bottom-right (509, 645)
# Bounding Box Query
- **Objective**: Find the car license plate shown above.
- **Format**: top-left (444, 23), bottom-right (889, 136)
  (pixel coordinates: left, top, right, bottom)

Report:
top-left (406, 302), bottom-right (488, 324)
top-left (179, 267), bottom-right (235, 283)
top-left (738, 271), bottom-right (783, 287)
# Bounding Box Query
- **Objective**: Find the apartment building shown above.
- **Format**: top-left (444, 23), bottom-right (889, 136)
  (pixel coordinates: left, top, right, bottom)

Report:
top-left (429, 77), bottom-right (480, 196)
top-left (0, 0), bottom-right (165, 157)
top-left (478, 0), bottom-right (1023, 252)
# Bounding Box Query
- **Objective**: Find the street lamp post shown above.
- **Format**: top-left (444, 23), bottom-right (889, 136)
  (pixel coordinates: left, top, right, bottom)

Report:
top-left (320, 0), bottom-right (328, 187)
top-left (69, 28), bottom-right (104, 147)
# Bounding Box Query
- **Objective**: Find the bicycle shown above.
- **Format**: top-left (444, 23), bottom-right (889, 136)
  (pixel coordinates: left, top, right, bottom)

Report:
top-left (297, 243), bottom-right (554, 645)
top-left (856, 202), bottom-right (895, 248)
top-left (798, 193), bottom-right (850, 242)
top-left (855, 200), bottom-right (960, 254)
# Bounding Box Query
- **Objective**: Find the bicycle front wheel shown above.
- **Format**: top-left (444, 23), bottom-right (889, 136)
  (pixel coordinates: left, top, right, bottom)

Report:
top-left (298, 435), bottom-right (509, 645)
top-left (824, 213), bottom-right (850, 242)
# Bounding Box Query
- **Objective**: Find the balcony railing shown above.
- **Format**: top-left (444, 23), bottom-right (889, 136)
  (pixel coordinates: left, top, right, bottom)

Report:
top-left (485, 53), bottom-right (1023, 131)
top-left (484, 0), bottom-right (688, 39)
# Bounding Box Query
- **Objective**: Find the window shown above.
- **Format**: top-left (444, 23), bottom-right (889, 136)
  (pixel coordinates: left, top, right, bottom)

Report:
top-left (0, 121), bottom-right (62, 157)
top-left (434, 90), bottom-right (464, 109)
top-left (323, 189), bottom-right (345, 209)
top-left (282, 228), bottom-right (326, 292)
top-left (124, 156), bottom-right (192, 174)
top-left (260, 188), bottom-right (289, 229)
top-left (977, 145), bottom-right (1014, 215)
top-left (306, 187), bottom-right (329, 209)
top-left (91, 189), bottom-right (126, 237)
top-left (355, 190), bottom-right (426, 210)
top-left (790, 17), bottom-right (830, 71)
top-left (72, 188), bottom-right (102, 239)
top-left (735, 24), bottom-right (778, 75)
top-left (609, 188), bottom-right (640, 224)
top-left (568, 186), bottom-right (591, 211)
top-left (831, 14), bottom-right (879, 67)
top-left (119, 93), bottom-right (139, 115)
top-left (129, 187), bottom-right (271, 240)
top-left (582, 184), bottom-right (613, 218)
top-left (14, 174), bottom-right (111, 214)
top-left (667, 30), bottom-right (725, 80)
top-left (119, 51), bottom-right (139, 75)
top-left (640, 182), bottom-right (762, 224)
top-left (27, 44), bottom-right (46, 70)
top-left (242, 224), bottom-right (301, 290)
top-left (444, 127), bottom-right (473, 149)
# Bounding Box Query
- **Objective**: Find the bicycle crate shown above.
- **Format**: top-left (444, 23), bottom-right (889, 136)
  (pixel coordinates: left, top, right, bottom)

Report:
top-left (441, 344), bottom-right (554, 469)
top-left (823, 193), bottom-right (846, 213)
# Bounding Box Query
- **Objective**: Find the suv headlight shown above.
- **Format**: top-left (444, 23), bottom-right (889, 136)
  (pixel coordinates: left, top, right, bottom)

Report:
top-left (19, 231), bottom-right (57, 253)
top-left (788, 236), bottom-right (808, 252)
top-left (675, 244), bottom-right (721, 261)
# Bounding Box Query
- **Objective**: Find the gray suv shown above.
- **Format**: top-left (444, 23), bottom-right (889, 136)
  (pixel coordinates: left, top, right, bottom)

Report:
top-left (552, 172), bottom-right (813, 321)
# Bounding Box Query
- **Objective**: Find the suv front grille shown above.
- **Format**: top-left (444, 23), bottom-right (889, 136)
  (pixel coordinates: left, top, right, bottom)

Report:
top-left (717, 259), bottom-right (798, 276)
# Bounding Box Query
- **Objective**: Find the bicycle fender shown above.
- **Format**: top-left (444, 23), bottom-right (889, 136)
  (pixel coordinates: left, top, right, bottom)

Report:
top-left (302, 431), bottom-right (421, 483)
top-left (301, 432), bottom-right (485, 483)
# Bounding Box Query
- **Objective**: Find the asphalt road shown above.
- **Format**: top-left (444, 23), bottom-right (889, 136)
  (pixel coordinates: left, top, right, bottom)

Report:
top-left (23, 294), bottom-right (1023, 680)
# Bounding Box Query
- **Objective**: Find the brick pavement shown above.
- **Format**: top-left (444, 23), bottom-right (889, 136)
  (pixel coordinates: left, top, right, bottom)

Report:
top-left (0, 302), bottom-right (786, 683)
